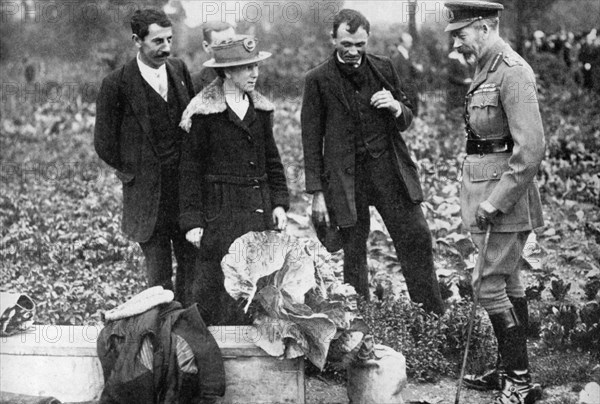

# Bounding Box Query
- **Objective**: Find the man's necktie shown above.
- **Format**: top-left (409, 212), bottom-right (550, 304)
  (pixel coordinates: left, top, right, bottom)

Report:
top-left (157, 74), bottom-right (167, 101)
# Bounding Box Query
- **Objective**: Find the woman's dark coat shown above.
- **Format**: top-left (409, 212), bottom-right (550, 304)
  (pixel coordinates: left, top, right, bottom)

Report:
top-left (178, 78), bottom-right (289, 233)
top-left (178, 79), bottom-right (290, 324)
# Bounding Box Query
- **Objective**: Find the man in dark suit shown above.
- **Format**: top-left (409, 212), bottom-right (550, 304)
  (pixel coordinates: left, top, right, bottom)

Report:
top-left (190, 21), bottom-right (235, 93)
top-left (391, 32), bottom-right (422, 116)
top-left (301, 9), bottom-right (444, 314)
top-left (94, 9), bottom-right (196, 304)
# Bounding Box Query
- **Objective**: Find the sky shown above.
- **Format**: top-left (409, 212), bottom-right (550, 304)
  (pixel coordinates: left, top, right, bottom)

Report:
top-left (176, 0), bottom-right (447, 28)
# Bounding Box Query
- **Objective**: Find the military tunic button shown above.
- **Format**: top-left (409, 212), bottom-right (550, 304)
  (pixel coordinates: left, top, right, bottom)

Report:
top-left (249, 161), bottom-right (257, 167)
top-left (345, 167), bottom-right (355, 175)
top-left (255, 208), bottom-right (264, 213)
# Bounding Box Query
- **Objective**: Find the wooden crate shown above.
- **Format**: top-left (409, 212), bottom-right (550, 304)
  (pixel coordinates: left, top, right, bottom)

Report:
top-left (0, 325), bottom-right (305, 403)
top-left (211, 326), bottom-right (305, 404)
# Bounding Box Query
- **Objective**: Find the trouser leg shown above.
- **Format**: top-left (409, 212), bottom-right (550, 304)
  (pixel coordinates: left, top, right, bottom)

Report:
top-left (339, 183), bottom-right (371, 300)
top-left (139, 232), bottom-right (174, 291)
top-left (171, 228), bottom-right (198, 306)
top-left (368, 151), bottom-right (444, 314)
top-left (472, 232), bottom-right (529, 315)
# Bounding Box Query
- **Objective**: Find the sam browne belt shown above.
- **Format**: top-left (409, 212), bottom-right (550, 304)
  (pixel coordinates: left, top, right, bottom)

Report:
top-left (466, 138), bottom-right (514, 155)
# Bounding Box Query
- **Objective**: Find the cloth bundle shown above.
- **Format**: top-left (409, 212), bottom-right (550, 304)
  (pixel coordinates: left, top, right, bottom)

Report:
top-left (0, 293), bottom-right (35, 336)
top-left (102, 286), bottom-right (174, 321)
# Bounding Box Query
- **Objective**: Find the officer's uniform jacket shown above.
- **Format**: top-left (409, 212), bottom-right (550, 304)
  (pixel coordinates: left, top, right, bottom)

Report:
top-left (461, 38), bottom-right (545, 233)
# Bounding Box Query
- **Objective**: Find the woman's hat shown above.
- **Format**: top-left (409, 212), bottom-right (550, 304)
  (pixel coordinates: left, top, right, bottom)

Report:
top-left (204, 35), bottom-right (271, 68)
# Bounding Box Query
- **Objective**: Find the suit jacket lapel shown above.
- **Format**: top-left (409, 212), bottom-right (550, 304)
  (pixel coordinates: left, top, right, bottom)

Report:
top-left (366, 55), bottom-right (395, 93)
top-left (324, 57), bottom-right (351, 112)
top-left (165, 59), bottom-right (190, 112)
top-left (121, 58), bottom-right (152, 136)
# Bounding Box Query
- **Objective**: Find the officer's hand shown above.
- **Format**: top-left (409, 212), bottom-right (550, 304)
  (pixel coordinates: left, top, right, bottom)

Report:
top-left (272, 207), bottom-right (287, 231)
top-left (186, 227), bottom-right (203, 248)
top-left (370, 88), bottom-right (401, 116)
top-left (475, 201), bottom-right (499, 231)
top-left (311, 191), bottom-right (330, 226)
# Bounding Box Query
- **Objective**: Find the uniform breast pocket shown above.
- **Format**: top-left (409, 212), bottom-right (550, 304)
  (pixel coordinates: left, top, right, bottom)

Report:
top-left (469, 90), bottom-right (502, 137)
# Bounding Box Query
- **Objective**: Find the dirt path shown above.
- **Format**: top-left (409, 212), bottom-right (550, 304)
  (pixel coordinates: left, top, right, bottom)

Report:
top-left (306, 376), bottom-right (582, 404)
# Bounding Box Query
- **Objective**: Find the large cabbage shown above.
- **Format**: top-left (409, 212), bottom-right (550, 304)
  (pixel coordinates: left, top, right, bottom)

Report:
top-left (221, 231), bottom-right (369, 369)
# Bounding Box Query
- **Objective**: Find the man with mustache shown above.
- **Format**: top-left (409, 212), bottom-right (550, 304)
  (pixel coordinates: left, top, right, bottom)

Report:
top-left (444, 1), bottom-right (545, 403)
top-left (301, 9), bottom-right (445, 314)
top-left (94, 9), bottom-right (196, 304)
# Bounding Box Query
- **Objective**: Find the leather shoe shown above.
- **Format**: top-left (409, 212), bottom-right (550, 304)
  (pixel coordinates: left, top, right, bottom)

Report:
top-left (463, 368), bottom-right (504, 391)
top-left (494, 374), bottom-right (542, 404)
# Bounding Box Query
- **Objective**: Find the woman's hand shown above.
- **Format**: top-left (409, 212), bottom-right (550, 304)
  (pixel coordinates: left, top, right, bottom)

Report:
top-left (186, 227), bottom-right (204, 248)
top-left (272, 206), bottom-right (287, 231)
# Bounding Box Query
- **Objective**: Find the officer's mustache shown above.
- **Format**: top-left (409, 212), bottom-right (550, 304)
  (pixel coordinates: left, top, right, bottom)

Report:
top-left (157, 52), bottom-right (170, 57)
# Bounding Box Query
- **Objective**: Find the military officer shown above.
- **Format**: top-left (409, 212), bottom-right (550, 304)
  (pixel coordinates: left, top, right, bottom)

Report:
top-left (444, 1), bottom-right (545, 403)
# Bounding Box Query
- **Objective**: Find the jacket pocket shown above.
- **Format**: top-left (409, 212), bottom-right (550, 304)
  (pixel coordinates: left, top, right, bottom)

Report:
top-left (470, 90), bottom-right (499, 108)
top-left (464, 158), bottom-right (509, 182)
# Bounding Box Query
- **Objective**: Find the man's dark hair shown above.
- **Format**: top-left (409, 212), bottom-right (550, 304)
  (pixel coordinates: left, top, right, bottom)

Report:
top-left (332, 9), bottom-right (370, 38)
top-left (202, 21), bottom-right (233, 44)
top-left (214, 68), bottom-right (226, 79)
top-left (130, 9), bottom-right (172, 40)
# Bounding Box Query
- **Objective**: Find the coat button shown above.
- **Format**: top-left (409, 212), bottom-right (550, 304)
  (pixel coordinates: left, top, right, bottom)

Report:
top-left (345, 167), bottom-right (355, 175)
top-left (249, 161), bottom-right (257, 168)
top-left (255, 208), bottom-right (264, 214)
top-left (246, 135), bottom-right (253, 142)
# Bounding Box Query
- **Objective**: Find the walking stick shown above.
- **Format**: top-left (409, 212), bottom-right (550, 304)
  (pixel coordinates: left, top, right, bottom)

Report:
top-left (455, 223), bottom-right (492, 404)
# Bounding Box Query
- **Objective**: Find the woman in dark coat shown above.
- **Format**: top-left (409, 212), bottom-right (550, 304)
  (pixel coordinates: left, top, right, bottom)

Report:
top-left (178, 36), bottom-right (289, 325)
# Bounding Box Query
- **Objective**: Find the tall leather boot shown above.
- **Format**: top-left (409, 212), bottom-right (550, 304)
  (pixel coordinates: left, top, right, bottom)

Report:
top-left (493, 306), bottom-right (542, 404)
top-left (510, 296), bottom-right (530, 336)
top-left (463, 324), bottom-right (505, 391)
top-left (464, 296), bottom-right (531, 391)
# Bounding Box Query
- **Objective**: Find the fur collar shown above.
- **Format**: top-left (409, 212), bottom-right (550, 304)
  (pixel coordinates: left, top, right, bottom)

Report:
top-left (180, 77), bottom-right (274, 132)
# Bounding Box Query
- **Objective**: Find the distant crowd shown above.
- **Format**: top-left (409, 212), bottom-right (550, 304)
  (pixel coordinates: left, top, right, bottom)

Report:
top-left (526, 28), bottom-right (600, 92)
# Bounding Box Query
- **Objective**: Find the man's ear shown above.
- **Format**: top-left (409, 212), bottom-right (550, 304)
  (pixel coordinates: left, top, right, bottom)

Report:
top-left (132, 34), bottom-right (142, 48)
top-left (202, 40), bottom-right (210, 53)
top-left (481, 23), bottom-right (489, 35)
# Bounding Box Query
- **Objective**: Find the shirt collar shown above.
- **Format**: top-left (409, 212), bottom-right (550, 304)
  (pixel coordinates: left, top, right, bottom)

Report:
top-left (136, 53), bottom-right (167, 78)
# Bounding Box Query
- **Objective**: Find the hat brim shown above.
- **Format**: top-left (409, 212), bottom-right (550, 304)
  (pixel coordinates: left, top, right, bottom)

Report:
top-left (445, 20), bottom-right (475, 32)
top-left (203, 51), bottom-right (272, 68)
